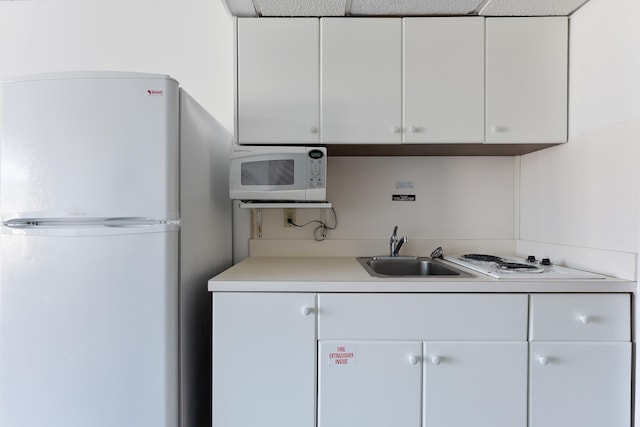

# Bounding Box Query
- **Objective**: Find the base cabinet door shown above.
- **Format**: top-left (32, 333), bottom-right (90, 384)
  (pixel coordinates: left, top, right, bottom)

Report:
top-left (318, 341), bottom-right (422, 427)
top-left (530, 342), bottom-right (631, 427)
top-left (212, 293), bottom-right (316, 427)
top-left (424, 342), bottom-right (528, 427)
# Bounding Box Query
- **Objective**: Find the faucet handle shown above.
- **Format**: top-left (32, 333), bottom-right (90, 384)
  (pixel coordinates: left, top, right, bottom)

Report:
top-left (391, 225), bottom-right (399, 241)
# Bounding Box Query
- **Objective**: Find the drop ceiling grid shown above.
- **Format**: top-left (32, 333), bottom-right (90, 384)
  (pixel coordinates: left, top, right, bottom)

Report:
top-left (229, 0), bottom-right (592, 16)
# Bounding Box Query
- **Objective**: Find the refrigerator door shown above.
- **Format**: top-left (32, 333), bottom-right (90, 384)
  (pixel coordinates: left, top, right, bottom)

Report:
top-left (0, 229), bottom-right (179, 427)
top-left (0, 72), bottom-right (179, 221)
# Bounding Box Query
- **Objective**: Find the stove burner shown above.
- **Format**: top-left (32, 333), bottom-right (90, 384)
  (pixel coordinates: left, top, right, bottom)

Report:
top-left (496, 261), bottom-right (539, 271)
top-left (461, 254), bottom-right (503, 263)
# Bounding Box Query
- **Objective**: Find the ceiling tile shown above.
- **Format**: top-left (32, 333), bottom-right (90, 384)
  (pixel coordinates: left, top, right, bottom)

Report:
top-left (350, 0), bottom-right (485, 15)
top-left (480, 0), bottom-right (589, 15)
top-left (257, 0), bottom-right (346, 16)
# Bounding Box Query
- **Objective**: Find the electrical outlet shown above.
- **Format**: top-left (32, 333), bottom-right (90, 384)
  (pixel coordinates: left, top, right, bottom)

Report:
top-left (284, 208), bottom-right (296, 227)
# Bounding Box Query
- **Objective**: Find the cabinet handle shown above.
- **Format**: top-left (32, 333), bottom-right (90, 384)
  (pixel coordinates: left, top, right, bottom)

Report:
top-left (301, 306), bottom-right (313, 316)
top-left (407, 126), bottom-right (422, 133)
top-left (391, 126), bottom-right (403, 133)
top-left (578, 315), bottom-right (591, 325)
top-left (430, 355), bottom-right (442, 365)
top-left (309, 126), bottom-right (318, 134)
top-left (408, 355), bottom-right (420, 365)
top-left (537, 356), bottom-right (550, 366)
top-left (491, 125), bottom-right (508, 133)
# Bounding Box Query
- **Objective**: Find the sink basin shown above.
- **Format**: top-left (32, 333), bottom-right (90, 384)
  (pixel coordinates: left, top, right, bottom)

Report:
top-left (358, 256), bottom-right (473, 278)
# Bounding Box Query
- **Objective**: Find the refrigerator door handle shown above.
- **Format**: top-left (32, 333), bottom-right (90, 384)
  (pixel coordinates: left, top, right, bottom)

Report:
top-left (105, 219), bottom-right (182, 228)
top-left (3, 217), bottom-right (180, 228)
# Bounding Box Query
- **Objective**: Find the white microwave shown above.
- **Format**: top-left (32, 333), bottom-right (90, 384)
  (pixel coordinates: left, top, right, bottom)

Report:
top-left (229, 146), bottom-right (327, 201)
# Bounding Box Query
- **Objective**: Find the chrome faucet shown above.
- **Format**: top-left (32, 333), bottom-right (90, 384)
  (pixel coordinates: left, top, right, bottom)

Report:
top-left (389, 225), bottom-right (408, 257)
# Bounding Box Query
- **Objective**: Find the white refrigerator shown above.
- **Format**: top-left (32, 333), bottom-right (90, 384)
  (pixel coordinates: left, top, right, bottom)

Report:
top-left (0, 71), bottom-right (232, 427)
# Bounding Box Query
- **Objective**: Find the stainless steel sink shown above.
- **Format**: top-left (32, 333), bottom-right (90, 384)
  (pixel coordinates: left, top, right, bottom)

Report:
top-left (357, 256), bottom-right (473, 278)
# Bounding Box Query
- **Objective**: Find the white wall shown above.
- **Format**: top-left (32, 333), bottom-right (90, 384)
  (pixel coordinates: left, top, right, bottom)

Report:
top-left (0, 0), bottom-right (235, 132)
top-left (568, 0), bottom-right (640, 137)
top-left (518, 0), bottom-right (640, 279)
top-left (520, 118), bottom-right (640, 252)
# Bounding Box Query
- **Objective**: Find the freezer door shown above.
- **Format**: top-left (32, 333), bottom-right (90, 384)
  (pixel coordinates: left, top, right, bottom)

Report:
top-left (0, 231), bottom-right (179, 427)
top-left (0, 73), bottom-right (179, 220)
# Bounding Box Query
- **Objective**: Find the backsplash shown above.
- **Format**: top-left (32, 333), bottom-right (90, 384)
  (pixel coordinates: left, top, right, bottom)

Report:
top-left (238, 156), bottom-right (517, 250)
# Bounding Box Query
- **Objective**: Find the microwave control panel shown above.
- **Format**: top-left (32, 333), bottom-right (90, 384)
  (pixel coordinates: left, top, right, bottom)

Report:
top-left (306, 149), bottom-right (326, 189)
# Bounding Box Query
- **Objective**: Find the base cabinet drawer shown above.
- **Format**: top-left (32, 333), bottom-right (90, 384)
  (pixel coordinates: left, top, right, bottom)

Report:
top-left (318, 293), bottom-right (528, 340)
top-left (530, 293), bottom-right (630, 341)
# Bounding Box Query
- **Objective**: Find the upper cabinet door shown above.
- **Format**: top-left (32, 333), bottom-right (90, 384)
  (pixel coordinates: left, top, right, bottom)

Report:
top-left (403, 18), bottom-right (485, 143)
top-left (486, 17), bottom-right (568, 143)
top-left (237, 18), bottom-right (319, 144)
top-left (321, 18), bottom-right (402, 144)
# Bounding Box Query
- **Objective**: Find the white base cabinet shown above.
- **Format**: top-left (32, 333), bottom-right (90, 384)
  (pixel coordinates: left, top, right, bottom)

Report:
top-left (317, 293), bottom-right (529, 427)
top-left (211, 293), bottom-right (316, 427)
top-left (211, 292), bottom-right (631, 427)
top-left (529, 294), bottom-right (631, 427)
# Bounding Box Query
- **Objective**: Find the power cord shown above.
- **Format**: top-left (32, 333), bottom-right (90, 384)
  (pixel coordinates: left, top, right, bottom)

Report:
top-left (288, 207), bottom-right (337, 241)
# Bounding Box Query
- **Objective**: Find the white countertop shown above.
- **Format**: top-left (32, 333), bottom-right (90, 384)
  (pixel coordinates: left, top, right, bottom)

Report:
top-left (208, 257), bottom-right (636, 293)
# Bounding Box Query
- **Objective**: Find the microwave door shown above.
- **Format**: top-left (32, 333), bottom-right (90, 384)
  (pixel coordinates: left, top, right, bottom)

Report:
top-left (231, 153), bottom-right (308, 200)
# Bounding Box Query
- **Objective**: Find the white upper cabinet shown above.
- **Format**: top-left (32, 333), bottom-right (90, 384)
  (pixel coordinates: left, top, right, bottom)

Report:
top-left (237, 18), bottom-right (319, 144)
top-left (236, 17), bottom-right (569, 148)
top-left (486, 17), bottom-right (568, 143)
top-left (403, 18), bottom-right (485, 143)
top-left (321, 18), bottom-right (402, 144)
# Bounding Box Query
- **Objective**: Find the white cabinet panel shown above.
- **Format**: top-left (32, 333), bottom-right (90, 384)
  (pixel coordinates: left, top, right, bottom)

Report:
top-left (318, 341), bottom-right (422, 427)
top-left (424, 342), bottom-right (527, 427)
top-left (237, 18), bottom-right (319, 144)
top-left (212, 293), bottom-right (316, 427)
top-left (486, 17), bottom-right (568, 143)
top-left (530, 293), bottom-right (630, 341)
top-left (530, 342), bottom-right (631, 427)
top-left (403, 18), bottom-right (485, 143)
top-left (321, 18), bottom-right (402, 144)
top-left (318, 293), bottom-right (528, 340)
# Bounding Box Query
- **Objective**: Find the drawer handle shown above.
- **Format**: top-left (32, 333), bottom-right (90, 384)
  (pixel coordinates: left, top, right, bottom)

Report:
top-left (537, 356), bottom-right (550, 366)
top-left (301, 306), bottom-right (313, 316)
top-left (430, 355), bottom-right (442, 365)
top-left (408, 355), bottom-right (420, 365)
top-left (578, 315), bottom-right (591, 325)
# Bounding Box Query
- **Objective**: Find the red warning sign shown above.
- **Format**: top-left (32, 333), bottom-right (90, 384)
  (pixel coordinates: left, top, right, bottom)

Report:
top-left (328, 345), bottom-right (355, 366)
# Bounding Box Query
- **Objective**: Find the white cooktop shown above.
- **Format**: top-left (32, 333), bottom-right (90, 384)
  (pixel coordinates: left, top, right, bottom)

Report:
top-left (443, 255), bottom-right (606, 280)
